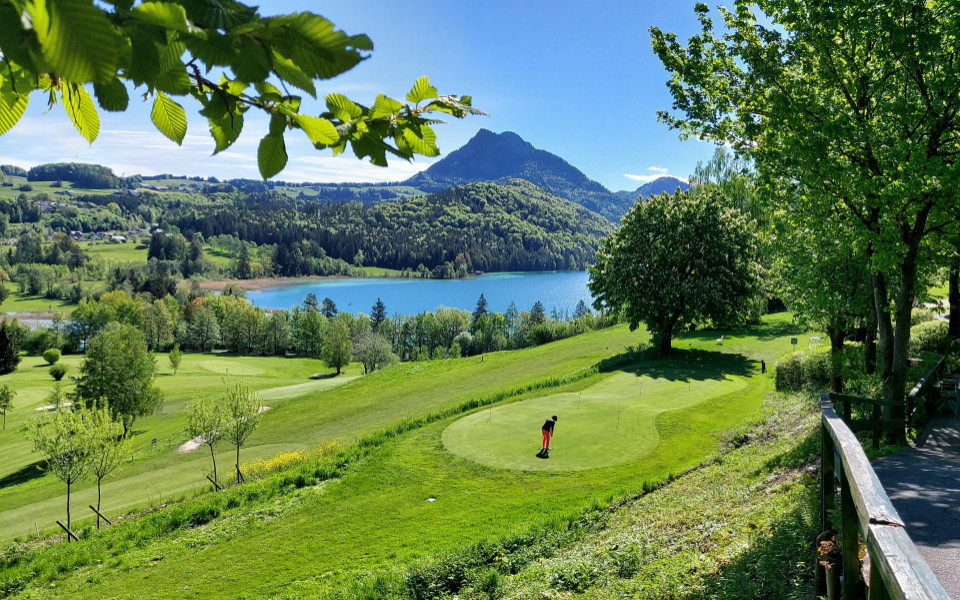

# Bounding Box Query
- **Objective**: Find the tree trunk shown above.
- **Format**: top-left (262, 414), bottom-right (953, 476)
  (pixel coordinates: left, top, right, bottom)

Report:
top-left (657, 329), bottom-right (673, 354)
top-left (864, 298), bottom-right (878, 375)
top-left (236, 444), bottom-right (241, 485)
top-left (878, 224), bottom-right (926, 444)
top-left (828, 319), bottom-right (845, 393)
top-left (949, 255), bottom-right (960, 338)
top-left (657, 309), bottom-right (683, 354)
top-left (872, 271), bottom-right (894, 381)
top-left (66, 480), bottom-right (71, 539)
top-left (209, 443), bottom-right (218, 485)
top-left (97, 478), bottom-right (102, 529)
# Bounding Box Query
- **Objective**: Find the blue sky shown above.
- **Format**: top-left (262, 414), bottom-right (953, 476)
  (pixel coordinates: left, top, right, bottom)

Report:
top-left (0, 1), bottom-right (718, 192)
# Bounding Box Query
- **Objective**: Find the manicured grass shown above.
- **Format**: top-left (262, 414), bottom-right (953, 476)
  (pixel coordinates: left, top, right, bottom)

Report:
top-left (0, 353), bottom-right (360, 540)
top-left (443, 368), bottom-right (748, 471)
top-left (1, 315), bottom-right (813, 599)
top-left (492, 391), bottom-right (820, 599)
top-left (0, 325), bottom-right (641, 541)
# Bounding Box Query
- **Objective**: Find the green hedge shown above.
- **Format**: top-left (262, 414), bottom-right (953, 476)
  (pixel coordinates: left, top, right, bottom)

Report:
top-left (909, 320), bottom-right (950, 355)
top-left (774, 347), bottom-right (830, 392)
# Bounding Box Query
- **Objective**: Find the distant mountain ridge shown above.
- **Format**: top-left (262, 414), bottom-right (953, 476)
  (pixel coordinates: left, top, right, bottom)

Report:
top-left (614, 176), bottom-right (690, 205)
top-left (403, 129), bottom-right (635, 221)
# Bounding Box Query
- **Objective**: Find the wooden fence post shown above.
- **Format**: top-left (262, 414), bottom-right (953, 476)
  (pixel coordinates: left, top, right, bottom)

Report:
top-left (841, 469), bottom-right (863, 599)
top-left (821, 396), bottom-right (835, 532)
top-left (867, 551), bottom-right (891, 600)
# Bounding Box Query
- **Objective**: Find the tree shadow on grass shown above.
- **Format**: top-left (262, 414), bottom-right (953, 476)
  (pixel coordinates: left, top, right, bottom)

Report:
top-left (673, 319), bottom-right (808, 346)
top-left (598, 347), bottom-right (758, 383)
top-left (0, 460), bottom-right (47, 488)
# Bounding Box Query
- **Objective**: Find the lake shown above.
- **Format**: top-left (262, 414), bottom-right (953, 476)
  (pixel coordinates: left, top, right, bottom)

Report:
top-left (247, 271), bottom-right (594, 317)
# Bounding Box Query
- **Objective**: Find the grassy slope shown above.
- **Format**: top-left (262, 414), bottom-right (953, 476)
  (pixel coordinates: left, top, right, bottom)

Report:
top-left (494, 391), bottom-right (820, 599)
top-left (0, 325), bottom-right (646, 539)
top-left (0, 354), bottom-right (359, 539)
top-left (3, 315), bottom-right (815, 599)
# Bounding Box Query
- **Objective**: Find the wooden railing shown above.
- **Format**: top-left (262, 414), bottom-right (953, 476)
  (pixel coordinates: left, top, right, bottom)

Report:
top-left (906, 356), bottom-right (947, 431)
top-left (820, 397), bottom-right (949, 599)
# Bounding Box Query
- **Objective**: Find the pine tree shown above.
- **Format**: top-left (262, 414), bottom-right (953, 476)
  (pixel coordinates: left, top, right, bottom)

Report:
top-left (0, 319), bottom-right (21, 375)
top-left (472, 293), bottom-right (488, 325)
top-left (530, 301), bottom-right (546, 325)
top-left (235, 245), bottom-right (253, 279)
top-left (321, 297), bottom-right (338, 318)
top-left (370, 298), bottom-right (387, 332)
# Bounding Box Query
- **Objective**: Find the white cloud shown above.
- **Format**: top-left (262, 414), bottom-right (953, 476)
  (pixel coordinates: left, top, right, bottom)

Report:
top-left (1, 114), bottom-right (435, 183)
top-left (624, 166), bottom-right (688, 184)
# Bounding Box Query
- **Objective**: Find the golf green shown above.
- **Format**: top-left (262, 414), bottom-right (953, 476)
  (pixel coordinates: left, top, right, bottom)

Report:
top-left (442, 370), bottom-right (748, 471)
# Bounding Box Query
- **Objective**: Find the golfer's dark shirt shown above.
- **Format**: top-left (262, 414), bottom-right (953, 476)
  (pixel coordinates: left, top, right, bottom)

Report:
top-left (542, 419), bottom-right (555, 432)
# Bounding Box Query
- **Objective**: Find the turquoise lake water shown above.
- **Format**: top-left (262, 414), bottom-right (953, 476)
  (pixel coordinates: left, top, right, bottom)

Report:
top-left (247, 271), bottom-right (594, 317)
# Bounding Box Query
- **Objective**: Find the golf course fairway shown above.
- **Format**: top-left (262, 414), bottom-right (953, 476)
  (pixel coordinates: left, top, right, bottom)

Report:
top-left (443, 368), bottom-right (748, 471)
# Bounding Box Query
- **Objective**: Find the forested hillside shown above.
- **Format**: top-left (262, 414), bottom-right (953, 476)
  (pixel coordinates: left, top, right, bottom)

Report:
top-left (174, 180), bottom-right (614, 276)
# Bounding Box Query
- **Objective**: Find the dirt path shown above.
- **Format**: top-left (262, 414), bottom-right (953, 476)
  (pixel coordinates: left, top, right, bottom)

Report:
top-left (872, 415), bottom-right (960, 598)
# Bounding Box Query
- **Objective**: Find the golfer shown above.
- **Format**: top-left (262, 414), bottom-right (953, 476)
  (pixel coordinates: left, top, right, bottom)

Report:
top-left (541, 415), bottom-right (557, 451)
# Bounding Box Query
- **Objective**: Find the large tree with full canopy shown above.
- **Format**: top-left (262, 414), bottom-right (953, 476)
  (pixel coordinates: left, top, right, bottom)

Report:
top-left (589, 188), bottom-right (760, 353)
top-left (651, 1), bottom-right (960, 429)
top-left (0, 0), bottom-right (482, 178)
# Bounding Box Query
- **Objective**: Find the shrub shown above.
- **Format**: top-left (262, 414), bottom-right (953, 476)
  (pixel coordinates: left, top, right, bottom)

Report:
top-left (42, 348), bottom-right (61, 365)
top-left (775, 347), bottom-right (830, 392)
top-left (49, 363), bottom-right (68, 381)
top-left (911, 307), bottom-right (940, 326)
top-left (909, 320), bottom-right (950, 355)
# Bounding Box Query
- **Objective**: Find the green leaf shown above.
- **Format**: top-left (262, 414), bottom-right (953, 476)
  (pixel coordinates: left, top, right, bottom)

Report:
top-left (398, 124), bottom-right (439, 157)
top-left (257, 133), bottom-right (287, 179)
top-left (232, 36), bottom-right (271, 83)
top-left (371, 94), bottom-right (403, 119)
top-left (198, 91), bottom-right (243, 154)
top-left (0, 73), bottom-right (30, 136)
top-left (266, 13), bottom-right (370, 80)
top-left (131, 2), bottom-right (192, 33)
top-left (29, 0), bottom-right (119, 83)
top-left (406, 76), bottom-right (437, 104)
top-left (93, 77), bottom-right (129, 112)
top-left (268, 112), bottom-right (286, 136)
top-left (184, 34), bottom-right (234, 67)
top-left (325, 93), bottom-right (362, 121)
top-left (0, 3), bottom-right (40, 71)
top-left (207, 111), bottom-right (243, 154)
top-left (150, 91), bottom-right (187, 145)
top-left (62, 82), bottom-right (99, 143)
top-left (153, 40), bottom-right (191, 95)
top-left (271, 52), bottom-right (316, 98)
top-left (127, 32), bottom-right (161, 87)
top-left (293, 114), bottom-right (338, 146)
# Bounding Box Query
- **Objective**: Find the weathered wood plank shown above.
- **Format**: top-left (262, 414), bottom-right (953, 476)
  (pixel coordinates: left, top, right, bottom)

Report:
top-left (907, 356), bottom-right (946, 401)
top-left (866, 525), bottom-right (950, 600)
top-left (822, 398), bottom-right (949, 600)
top-left (822, 402), bottom-right (903, 530)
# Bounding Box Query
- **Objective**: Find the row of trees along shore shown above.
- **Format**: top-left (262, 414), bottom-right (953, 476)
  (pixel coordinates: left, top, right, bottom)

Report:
top-left (2, 288), bottom-right (611, 366)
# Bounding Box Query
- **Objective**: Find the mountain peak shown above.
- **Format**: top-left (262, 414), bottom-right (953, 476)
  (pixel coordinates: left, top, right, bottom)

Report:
top-left (403, 130), bottom-right (632, 220)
